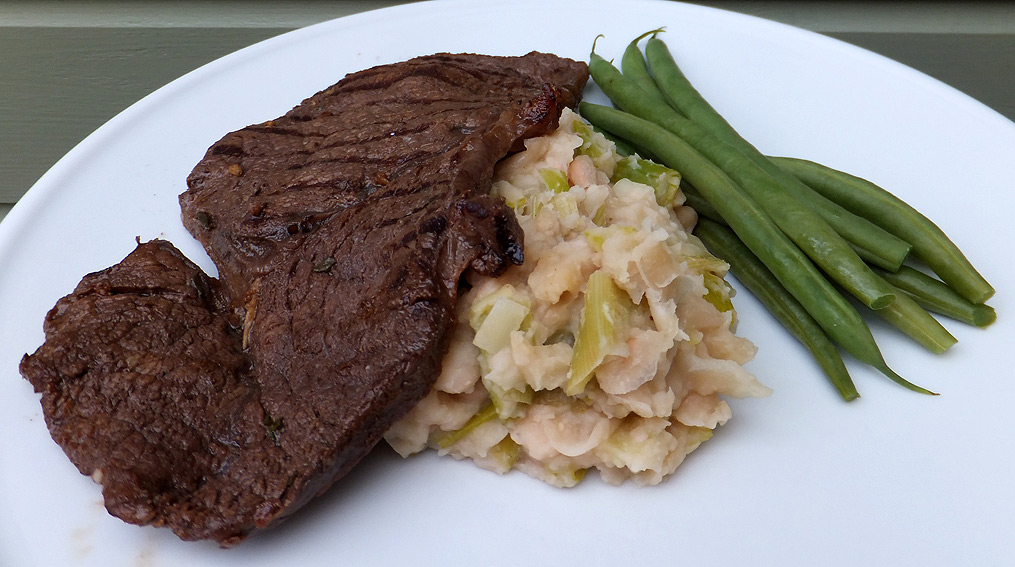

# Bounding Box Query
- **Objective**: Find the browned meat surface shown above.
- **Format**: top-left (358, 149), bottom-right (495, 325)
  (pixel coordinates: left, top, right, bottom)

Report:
top-left (181, 52), bottom-right (588, 301)
top-left (21, 52), bottom-right (588, 546)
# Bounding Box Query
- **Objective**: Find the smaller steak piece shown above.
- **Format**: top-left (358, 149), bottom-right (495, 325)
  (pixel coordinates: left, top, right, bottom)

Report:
top-left (22, 52), bottom-right (589, 545)
top-left (20, 241), bottom-right (275, 543)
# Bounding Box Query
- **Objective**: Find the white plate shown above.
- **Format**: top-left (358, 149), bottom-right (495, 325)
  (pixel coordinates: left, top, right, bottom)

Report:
top-left (2, 1), bottom-right (1013, 565)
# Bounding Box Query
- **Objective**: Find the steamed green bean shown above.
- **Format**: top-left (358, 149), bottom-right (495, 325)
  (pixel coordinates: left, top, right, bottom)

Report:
top-left (772, 156), bottom-right (994, 304)
top-left (873, 265), bottom-right (996, 327)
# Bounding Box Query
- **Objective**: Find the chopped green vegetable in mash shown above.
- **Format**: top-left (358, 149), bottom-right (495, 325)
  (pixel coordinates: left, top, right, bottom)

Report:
top-left (566, 269), bottom-right (633, 395)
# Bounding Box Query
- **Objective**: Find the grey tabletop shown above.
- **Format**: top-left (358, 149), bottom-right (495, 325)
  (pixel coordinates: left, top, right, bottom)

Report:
top-left (2, 0), bottom-right (1014, 222)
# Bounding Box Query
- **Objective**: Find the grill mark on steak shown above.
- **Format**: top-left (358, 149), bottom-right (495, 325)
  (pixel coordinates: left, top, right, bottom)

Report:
top-left (22, 51), bottom-right (588, 545)
top-left (287, 150), bottom-right (435, 173)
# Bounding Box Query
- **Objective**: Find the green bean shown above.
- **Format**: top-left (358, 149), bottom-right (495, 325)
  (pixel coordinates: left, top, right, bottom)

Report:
top-left (619, 29), bottom-right (674, 110)
top-left (863, 284), bottom-right (957, 354)
top-left (578, 102), bottom-right (934, 395)
top-left (694, 218), bottom-right (860, 401)
top-left (772, 156), bottom-right (995, 304)
top-left (641, 37), bottom-right (912, 271)
top-left (587, 55), bottom-right (897, 311)
top-left (686, 180), bottom-right (909, 290)
top-left (690, 185), bottom-right (953, 356)
top-left (642, 37), bottom-right (739, 145)
top-left (873, 265), bottom-right (996, 327)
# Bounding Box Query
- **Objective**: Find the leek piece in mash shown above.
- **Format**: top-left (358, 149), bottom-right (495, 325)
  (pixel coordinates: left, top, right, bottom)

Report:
top-left (566, 269), bottom-right (633, 396)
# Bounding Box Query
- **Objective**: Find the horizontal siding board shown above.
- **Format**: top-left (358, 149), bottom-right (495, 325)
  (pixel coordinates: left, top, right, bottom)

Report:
top-left (0, 27), bottom-right (289, 204)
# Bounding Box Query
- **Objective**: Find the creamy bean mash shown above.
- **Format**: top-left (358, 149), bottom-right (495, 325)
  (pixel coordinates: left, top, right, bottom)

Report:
top-left (385, 109), bottom-right (769, 487)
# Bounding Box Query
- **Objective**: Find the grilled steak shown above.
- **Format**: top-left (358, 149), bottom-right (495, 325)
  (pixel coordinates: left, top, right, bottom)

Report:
top-left (21, 52), bottom-right (588, 546)
top-left (181, 52), bottom-right (587, 302)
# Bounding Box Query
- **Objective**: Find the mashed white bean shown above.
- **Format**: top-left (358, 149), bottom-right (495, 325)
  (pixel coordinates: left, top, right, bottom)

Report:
top-left (385, 109), bottom-right (769, 487)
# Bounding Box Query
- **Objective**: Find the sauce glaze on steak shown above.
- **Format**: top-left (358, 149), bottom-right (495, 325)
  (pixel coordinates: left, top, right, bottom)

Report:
top-left (21, 52), bottom-right (588, 545)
